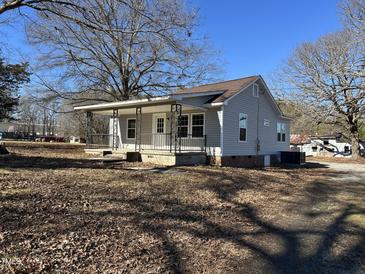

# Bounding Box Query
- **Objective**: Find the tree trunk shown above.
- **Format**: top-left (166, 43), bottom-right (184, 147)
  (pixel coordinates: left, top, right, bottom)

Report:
top-left (350, 132), bottom-right (361, 160)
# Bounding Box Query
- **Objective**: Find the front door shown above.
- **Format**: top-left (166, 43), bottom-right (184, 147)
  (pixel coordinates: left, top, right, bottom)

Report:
top-left (152, 113), bottom-right (167, 149)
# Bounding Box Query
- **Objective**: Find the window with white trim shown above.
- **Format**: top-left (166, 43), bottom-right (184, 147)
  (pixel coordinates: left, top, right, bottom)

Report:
top-left (191, 114), bottom-right (204, 138)
top-left (239, 113), bottom-right (247, 142)
top-left (156, 117), bottom-right (164, 133)
top-left (264, 119), bottom-right (270, 127)
top-left (127, 118), bottom-right (136, 139)
top-left (253, 84), bottom-right (259, 97)
top-left (277, 122), bottom-right (286, 142)
top-left (178, 115), bottom-right (189, 138)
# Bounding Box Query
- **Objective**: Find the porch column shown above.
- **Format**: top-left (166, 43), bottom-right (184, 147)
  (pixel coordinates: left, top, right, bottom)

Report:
top-left (86, 111), bottom-right (93, 146)
top-left (135, 107), bottom-right (142, 152)
top-left (170, 104), bottom-right (182, 153)
top-left (112, 109), bottom-right (119, 150)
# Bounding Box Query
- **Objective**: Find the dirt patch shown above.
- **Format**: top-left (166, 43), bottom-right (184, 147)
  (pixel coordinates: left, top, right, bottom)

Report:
top-left (0, 147), bottom-right (364, 273)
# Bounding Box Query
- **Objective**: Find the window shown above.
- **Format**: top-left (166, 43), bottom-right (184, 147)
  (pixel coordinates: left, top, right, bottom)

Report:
top-left (253, 84), bottom-right (259, 97)
top-left (264, 119), bottom-right (270, 127)
top-left (178, 115), bottom-right (189, 138)
top-left (239, 113), bottom-right (247, 142)
top-left (323, 139), bottom-right (329, 145)
top-left (127, 118), bottom-right (136, 139)
top-left (191, 114), bottom-right (204, 138)
top-left (156, 117), bottom-right (164, 133)
top-left (277, 122), bottom-right (286, 142)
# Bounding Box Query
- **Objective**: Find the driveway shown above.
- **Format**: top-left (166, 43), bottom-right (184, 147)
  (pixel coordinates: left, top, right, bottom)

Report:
top-left (306, 159), bottom-right (365, 182)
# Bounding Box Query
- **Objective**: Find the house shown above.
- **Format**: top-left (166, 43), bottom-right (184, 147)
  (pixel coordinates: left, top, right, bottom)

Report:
top-left (74, 75), bottom-right (291, 166)
top-left (290, 134), bottom-right (365, 157)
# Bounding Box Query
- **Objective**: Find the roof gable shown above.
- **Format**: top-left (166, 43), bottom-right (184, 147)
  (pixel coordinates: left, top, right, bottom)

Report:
top-left (175, 75), bottom-right (285, 117)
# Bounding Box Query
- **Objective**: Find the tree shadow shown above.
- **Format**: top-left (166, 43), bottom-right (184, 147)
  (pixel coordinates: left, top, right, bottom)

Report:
top-left (0, 153), bottom-right (129, 169)
top-left (91, 167), bottom-right (365, 273)
top-left (1, 156), bottom-right (365, 273)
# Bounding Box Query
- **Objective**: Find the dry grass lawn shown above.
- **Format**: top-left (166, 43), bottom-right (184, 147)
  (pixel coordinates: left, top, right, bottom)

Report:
top-left (0, 145), bottom-right (365, 273)
top-left (308, 156), bottom-right (365, 164)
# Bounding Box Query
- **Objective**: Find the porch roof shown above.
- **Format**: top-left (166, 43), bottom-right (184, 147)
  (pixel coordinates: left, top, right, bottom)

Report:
top-left (74, 96), bottom-right (205, 115)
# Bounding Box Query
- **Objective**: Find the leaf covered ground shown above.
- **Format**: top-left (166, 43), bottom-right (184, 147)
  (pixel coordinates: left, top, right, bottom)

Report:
top-left (0, 146), bottom-right (364, 273)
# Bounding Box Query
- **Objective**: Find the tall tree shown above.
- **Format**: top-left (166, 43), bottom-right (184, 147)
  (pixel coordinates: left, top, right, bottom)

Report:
top-left (0, 0), bottom-right (77, 16)
top-left (0, 54), bottom-right (30, 121)
top-left (283, 31), bottom-right (365, 159)
top-left (341, 0), bottom-right (365, 39)
top-left (27, 0), bottom-right (218, 103)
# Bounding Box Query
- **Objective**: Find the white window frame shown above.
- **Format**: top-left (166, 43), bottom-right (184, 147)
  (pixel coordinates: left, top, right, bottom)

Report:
top-left (238, 113), bottom-right (248, 143)
top-left (190, 113), bottom-right (205, 139)
top-left (177, 114), bottom-right (189, 138)
top-left (126, 118), bottom-right (136, 140)
top-left (156, 117), bottom-right (165, 134)
top-left (277, 122), bottom-right (286, 142)
top-left (152, 113), bottom-right (166, 135)
top-left (253, 84), bottom-right (259, 98)
top-left (264, 119), bottom-right (270, 127)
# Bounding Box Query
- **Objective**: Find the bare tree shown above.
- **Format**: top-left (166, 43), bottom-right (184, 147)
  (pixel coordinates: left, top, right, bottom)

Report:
top-left (1, 0), bottom-right (66, 14)
top-left (340, 0), bottom-right (365, 39)
top-left (17, 95), bottom-right (62, 136)
top-left (26, 0), bottom-right (218, 103)
top-left (283, 30), bottom-right (365, 159)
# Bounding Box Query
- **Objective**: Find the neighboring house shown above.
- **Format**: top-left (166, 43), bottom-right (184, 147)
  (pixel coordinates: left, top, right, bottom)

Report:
top-left (74, 75), bottom-right (291, 166)
top-left (290, 134), bottom-right (365, 157)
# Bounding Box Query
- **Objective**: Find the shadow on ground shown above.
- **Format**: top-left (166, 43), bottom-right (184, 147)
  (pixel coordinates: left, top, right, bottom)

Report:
top-left (0, 150), bottom-right (364, 273)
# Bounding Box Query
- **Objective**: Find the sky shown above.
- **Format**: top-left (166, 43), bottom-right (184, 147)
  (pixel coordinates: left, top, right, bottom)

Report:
top-left (1, 0), bottom-right (342, 82)
top-left (194, 0), bottom-right (342, 80)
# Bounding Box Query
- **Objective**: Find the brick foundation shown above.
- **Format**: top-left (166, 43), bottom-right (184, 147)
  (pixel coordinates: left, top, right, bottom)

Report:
top-left (208, 154), bottom-right (280, 167)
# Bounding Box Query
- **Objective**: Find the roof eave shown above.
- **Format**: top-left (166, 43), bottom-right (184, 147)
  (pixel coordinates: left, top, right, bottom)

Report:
top-left (73, 96), bottom-right (174, 112)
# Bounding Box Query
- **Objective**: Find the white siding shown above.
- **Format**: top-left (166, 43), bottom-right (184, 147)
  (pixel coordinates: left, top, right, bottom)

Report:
top-left (222, 84), bottom-right (290, 156)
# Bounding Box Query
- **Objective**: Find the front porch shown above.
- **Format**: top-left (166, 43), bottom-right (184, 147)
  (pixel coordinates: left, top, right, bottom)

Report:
top-left (76, 98), bottom-right (209, 164)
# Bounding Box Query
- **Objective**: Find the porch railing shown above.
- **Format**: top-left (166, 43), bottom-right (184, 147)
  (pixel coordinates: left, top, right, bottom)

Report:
top-left (138, 133), bottom-right (206, 152)
top-left (87, 133), bottom-right (206, 152)
top-left (87, 134), bottom-right (119, 149)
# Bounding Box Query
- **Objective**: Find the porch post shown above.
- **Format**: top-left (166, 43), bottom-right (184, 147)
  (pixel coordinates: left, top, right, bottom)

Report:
top-left (135, 107), bottom-right (142, 152)
top-left (112, 109), bottom-right (119, 150)
top-left (86, 111), bottom-right (93, 146)
top-left (170, 105), bottom-right (173, 153)
top-left (170, 104), bottom-right (182, 153)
